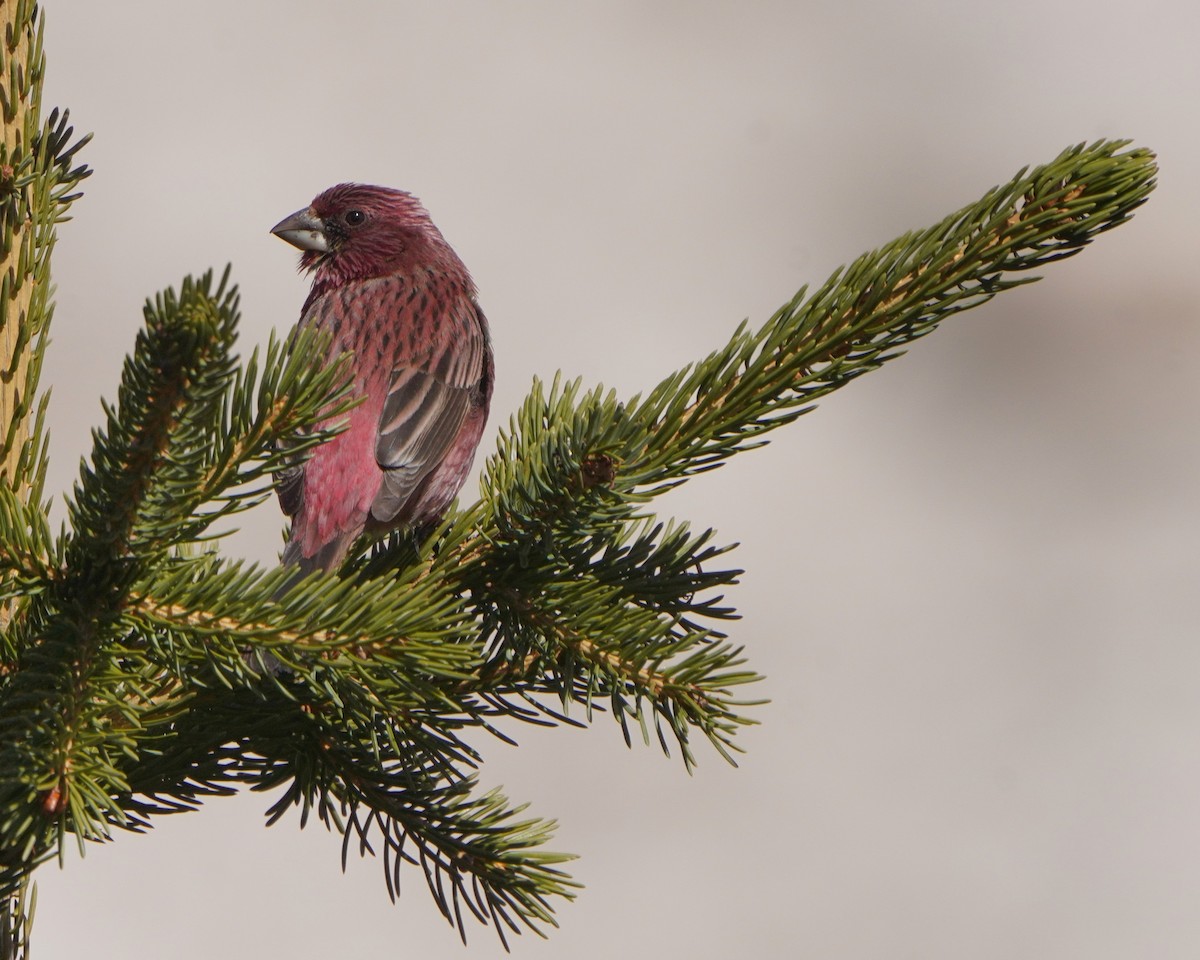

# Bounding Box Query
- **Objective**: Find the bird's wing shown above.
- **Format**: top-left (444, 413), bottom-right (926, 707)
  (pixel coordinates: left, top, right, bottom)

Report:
top-left (370, 298), bottom-right (489, 523)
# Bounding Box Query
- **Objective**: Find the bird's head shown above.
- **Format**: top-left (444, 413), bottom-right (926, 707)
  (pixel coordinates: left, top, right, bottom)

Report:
top-left (271, 184), bottom-right (461, 289)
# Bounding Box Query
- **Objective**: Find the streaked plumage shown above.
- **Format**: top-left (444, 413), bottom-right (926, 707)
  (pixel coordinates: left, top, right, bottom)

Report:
top-left (271, 184), bottom-right (493, 575)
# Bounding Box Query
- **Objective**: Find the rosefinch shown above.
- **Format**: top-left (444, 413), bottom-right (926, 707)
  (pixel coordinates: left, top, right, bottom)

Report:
top-left (270, 184), bottom-right (493, 576)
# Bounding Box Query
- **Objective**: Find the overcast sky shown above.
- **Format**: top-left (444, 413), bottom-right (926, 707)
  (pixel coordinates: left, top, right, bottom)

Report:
top-left (29, 2), bottom-right (1200, 958)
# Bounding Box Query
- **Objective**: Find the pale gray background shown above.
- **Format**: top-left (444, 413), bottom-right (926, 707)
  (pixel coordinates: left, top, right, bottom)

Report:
top-left (30, 1), bottom-right (1199, 957)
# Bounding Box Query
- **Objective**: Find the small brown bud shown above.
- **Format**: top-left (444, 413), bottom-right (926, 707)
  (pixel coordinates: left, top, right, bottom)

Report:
top-left (580, 452), bottom-right (617, 489)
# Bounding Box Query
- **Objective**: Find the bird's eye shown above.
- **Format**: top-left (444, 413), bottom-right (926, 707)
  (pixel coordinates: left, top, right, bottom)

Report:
top-left (344, 209), bottom-right (367, 227)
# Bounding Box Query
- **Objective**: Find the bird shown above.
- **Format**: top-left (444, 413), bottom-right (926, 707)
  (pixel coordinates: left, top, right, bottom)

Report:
top-left (269, 184), bottom-right (493, 578)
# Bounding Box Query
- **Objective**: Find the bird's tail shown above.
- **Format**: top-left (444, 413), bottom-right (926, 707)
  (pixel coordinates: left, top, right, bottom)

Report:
top-left (252, 529), bottom-right (360, 675)
top-left (275, 529), bottom-right (360, 598)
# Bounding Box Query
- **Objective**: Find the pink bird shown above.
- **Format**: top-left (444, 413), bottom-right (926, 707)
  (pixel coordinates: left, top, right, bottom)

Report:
top-left (270, 184), bottom-right (493, 576)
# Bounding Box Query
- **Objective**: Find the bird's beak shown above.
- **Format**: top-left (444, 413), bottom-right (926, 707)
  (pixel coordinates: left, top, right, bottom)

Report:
top-left (270, 207), bottom-right (330, 252)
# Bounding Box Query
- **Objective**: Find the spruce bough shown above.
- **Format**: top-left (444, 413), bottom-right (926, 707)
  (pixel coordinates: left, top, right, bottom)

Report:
top-left (0, 7), bottom-right (1159, 948)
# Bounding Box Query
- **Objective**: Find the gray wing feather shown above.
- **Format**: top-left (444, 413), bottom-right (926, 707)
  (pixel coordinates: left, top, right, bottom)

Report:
top-left (370, 297), bottom-right (488, 523)
top-left (370, 369), bottom-right (474, 523)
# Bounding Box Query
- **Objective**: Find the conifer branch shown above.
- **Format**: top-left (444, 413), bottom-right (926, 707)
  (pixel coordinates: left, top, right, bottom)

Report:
top-left (0, 40), bottom-right (1157, 944)
top-left (399, 141), bottom-right (1155, 781)
top-left (0, 3), bottom-right (90, 952)
top-left (0, 4), bottom-right (88, 506)
top-left (0, 874), bottom-right (30, 960)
